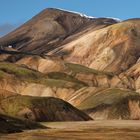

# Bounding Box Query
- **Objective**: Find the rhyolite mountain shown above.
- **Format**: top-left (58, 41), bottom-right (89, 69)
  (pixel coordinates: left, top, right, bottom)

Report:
top-left (0, 8), bottom-right (119, 54)
top-left (0, 8), bottom-right (140, 122)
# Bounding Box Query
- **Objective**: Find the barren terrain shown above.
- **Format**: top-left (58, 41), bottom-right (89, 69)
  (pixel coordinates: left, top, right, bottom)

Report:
top-left (1, 120), bottom-right (140, 140)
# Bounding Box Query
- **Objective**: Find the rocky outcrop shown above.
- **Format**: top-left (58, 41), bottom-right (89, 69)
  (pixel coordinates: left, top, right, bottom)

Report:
top-left (0, 114), bottom-right (46, 134)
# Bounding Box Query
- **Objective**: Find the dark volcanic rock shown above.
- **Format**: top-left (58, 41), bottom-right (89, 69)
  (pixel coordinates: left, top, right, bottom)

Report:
top-left (0, 114), bottom-right (46, 134)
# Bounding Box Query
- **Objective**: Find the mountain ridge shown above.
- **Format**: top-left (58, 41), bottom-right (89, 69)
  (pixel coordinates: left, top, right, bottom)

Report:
top-left (0, 8), bottom-right (140, 123)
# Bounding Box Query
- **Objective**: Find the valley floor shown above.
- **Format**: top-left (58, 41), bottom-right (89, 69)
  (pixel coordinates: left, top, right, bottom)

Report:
top-left (1, 120), bottom-right (140, 140)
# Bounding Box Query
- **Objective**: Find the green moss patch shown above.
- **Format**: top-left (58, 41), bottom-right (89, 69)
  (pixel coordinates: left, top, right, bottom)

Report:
top-left (47, 72), bottom-right (87, 86)
top-left (65, 62), bottom-right (114, 77)
top-left (0, 62), bottom-right (85, 89)
top-left (78, 88), bottom-right (139, 110)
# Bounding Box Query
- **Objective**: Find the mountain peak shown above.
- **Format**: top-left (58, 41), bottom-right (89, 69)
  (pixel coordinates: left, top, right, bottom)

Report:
top-left (0, 8), bottom-right (119, 53)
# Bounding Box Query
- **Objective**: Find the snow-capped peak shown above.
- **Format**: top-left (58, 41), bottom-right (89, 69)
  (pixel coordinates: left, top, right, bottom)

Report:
top-left (53, 8), bottom-right (96, 19)
top-left (49, 8), bottom-right (121, 22)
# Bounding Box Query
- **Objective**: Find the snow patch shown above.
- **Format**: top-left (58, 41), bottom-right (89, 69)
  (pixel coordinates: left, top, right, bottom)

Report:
top-left (8, 45), bottom-right (13, 48)
top-left (50, 8), bottom-right (121, 22)
top-left (106, 17), bottom-right (121, 22)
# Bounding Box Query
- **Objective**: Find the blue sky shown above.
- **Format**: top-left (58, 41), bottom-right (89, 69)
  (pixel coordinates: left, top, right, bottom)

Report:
top-left (0, 0), bottom-right (140, 36)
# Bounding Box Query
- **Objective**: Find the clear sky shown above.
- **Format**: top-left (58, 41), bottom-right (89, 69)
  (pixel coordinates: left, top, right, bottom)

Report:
top-left (0, 0), bottom-right (140, 36)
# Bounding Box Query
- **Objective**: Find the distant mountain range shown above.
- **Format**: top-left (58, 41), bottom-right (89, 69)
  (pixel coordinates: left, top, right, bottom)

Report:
top-left (0, 23), bottom-right (22, 37)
